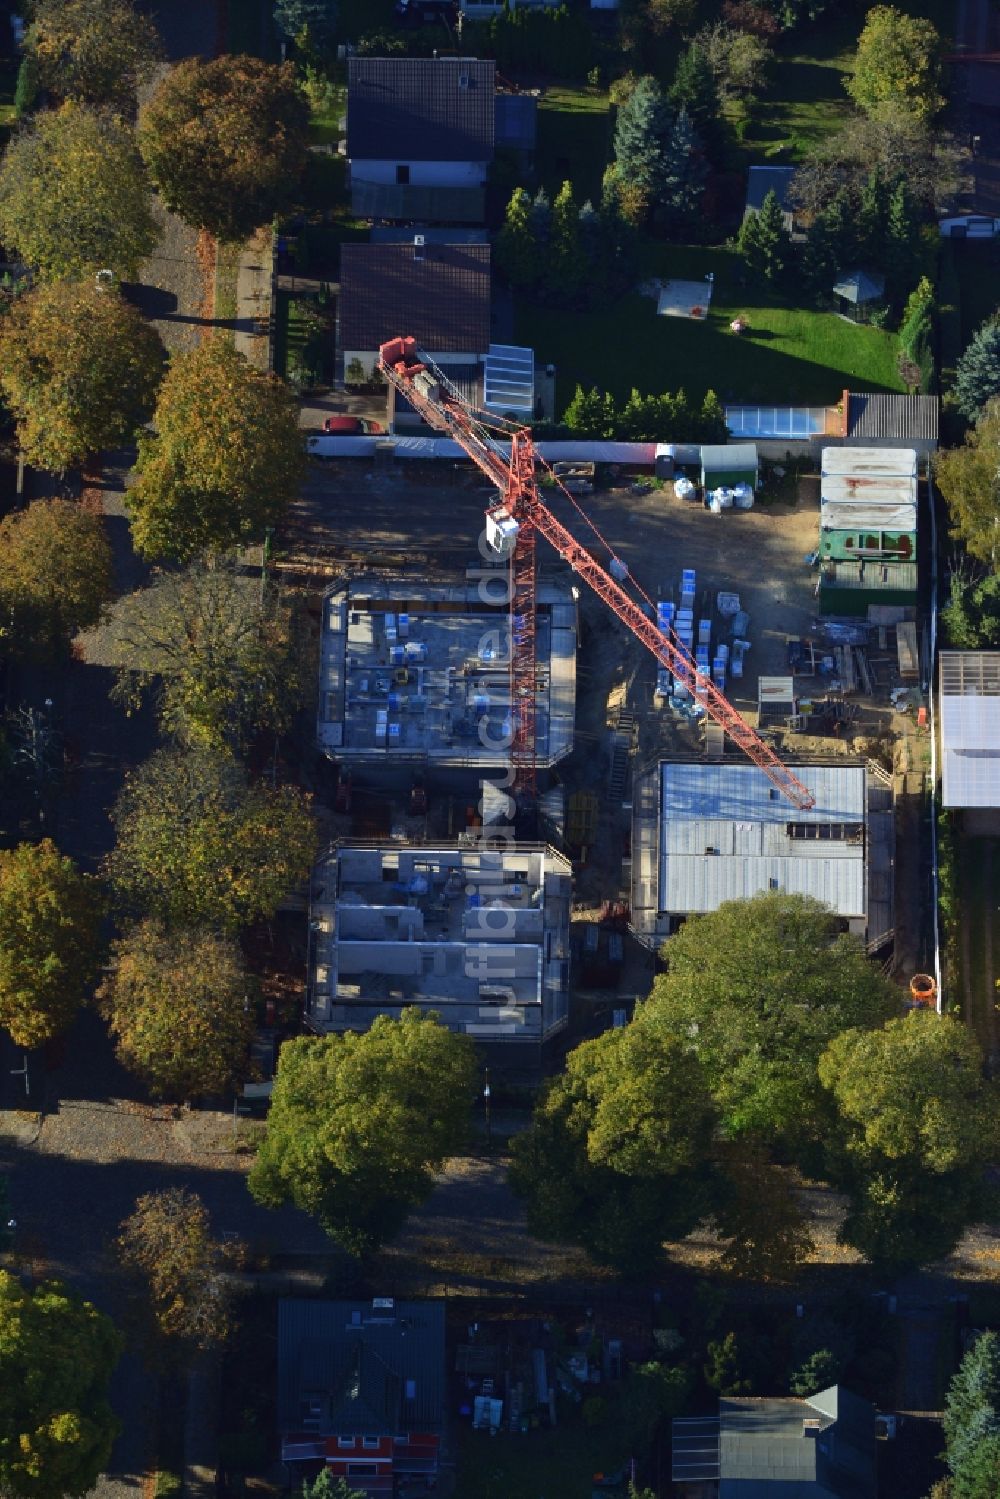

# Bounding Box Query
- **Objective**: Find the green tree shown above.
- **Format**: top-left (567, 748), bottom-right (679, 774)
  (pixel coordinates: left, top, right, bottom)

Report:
top-left (274, 0), bottom-right (338, 40)
top-left (622, 1361), bottom-right (691, 1451)
top-left (13, 54), bottom-right (39, 118)
top-left (884, 181), bottom-right (919, 300)
top-left (301, 1476), bottom-right (365, 1499)
top-left (248, 1010), bottom-right (476, 1256)
top-left (709, 1143), bottom-right (813, 1282)
top-left (648, 893), bottom-right (895, 1146)
top-left (667, 43), bottom-right (722, 160)
top-left (704, 1331), bottom-right (751, 1395)
top-left (694, 19), bottom-right (772, 100)
top-left (856, 169), bottom-right (888, 265)
top-left (495, 186), bottom-right (538, 292)
top-left (0, 1271), bottom-right (123, 1499)
top-left (935, 399), bottom-right (1000, 564)
top-left (26, 0), bottom-right (162, 110)
top-left (955, 320), bottom-right (1000, 423)
top-left (944, 1333), bottom-right (1000, 1498)
top-left (139, 56), bottom-right (310, 241)
top-left (0, 103), bottom-right (158, 281)
top-left (789, 1347), bottom-right (842, 1396)
top-left (509, 1009), bottom-right (716, 1272)
top-left (102, 559), bottom-right (307, 751)
top-left (127, 336), bottom-right (306, 561)
top-left (0, 499), bottom-right (114, 660)
top-left (819, 1014), bottom-right (999, 1270)
top-left (659, 107), bottom-right (707, 229)
top-left (0, 280), bottom-right (164, 473)
top-left (846, 5), bottom-right (944, 124)
top-left (547, 179), bottom-right (586, 303)
top-left (562, 384), bottom-right (613, 438)
top-left (608, 74), bottom-right (671, 224)
top-left (108, 745), bottom-right (317, 929)
top-left (116, 1190), bottom-right (233, 1355)
top-left (737, 188), bottom-right (788, 281)
top-left (99, 921), bottom-right (253, 1100)
top-left (0, 840), bottom-right (103, 1049)
top-left (791, 115), bottom-right (962, 221)
top-left (942, 568), bottom-right (1000, 649)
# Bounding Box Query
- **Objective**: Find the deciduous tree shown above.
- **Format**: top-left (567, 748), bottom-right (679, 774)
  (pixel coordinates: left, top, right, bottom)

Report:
top-left (0, 1271), bottom-right (122, 1499)
top-left (102, 559), bottom-right (307, 751)
top-left (99, 921), bottom-right (253, 1100)
top-left (25, 0), bottom-right (162, 110)
top-left (694, 20), bottom-right (772, 100)
top-left (819, 1014), bottom-right (999, 1270)
top-left (0, 280), bottom-right (163, 473)
top-left (0, 499), bottom-right (113, 659)
top-left (139, 56), bottom-right (310, 241)
top-left (935, 399), bottom-right (1000, 565)
top-left (0, 840), bottom-right (103, 1049)
top-left (647, 893), bottom-right (895, 1146)
top-left (126, 337), bottom-right (305, 561)
top-left (108, 745), bottom-right (317, 930)
top-left (248, 1011), bottom-right (476, 1256)
top-left (301, 1474), bottom-right (365, 1499)
top-left (846, 5), bottom-right (943, 124)
top-left (0, 104), bottom-right (158, 281)
top-left (791, 115), bottom-right (962, 220)
top-left (116, 1190), bottom-right (233, 1354)
top-left (509, 1010), bottom-right (716, 1272)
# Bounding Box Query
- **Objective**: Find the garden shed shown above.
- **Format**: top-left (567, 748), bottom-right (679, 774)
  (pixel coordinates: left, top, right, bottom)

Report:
top-left (700, 443), bottom-right (758, 491)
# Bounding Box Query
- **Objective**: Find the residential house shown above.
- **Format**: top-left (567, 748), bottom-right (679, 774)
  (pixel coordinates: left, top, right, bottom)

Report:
top-left (744, 165), bottom-right (798, 233)
top-left (672, 1384), bottom-right (878, 1497)
top-left (818, 446), bottom-right (918, 615)
top-left (347, 56), bottom-right (495, 222)
top-left (939, 651), bottom-right (1000, 812)
top-left (278, 1298), bottom-right (445, 1496)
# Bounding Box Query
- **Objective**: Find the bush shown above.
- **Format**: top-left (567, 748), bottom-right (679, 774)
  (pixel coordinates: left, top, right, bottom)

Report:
top-left (13, 55), bottom-right (38, 119)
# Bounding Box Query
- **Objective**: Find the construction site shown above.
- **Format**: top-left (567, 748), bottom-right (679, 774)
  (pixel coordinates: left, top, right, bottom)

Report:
top-left (287, 343), bottom-right (935, 1060)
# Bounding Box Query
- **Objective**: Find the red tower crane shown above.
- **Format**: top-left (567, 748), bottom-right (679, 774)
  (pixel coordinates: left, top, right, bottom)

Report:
top-left (378, 337), bottom-right (816, 812)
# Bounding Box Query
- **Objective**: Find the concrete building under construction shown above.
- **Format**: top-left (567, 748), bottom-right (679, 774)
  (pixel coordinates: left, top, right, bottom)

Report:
top-left (307, 840), bottom-right (573, 1052)
top-left (317, 573), bottom-right (576, 771)
top-left (630, 759), bottom-right (894, 949)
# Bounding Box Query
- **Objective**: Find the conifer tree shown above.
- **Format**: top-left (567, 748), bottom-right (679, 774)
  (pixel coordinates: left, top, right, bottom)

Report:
top-left (547, 179), bottom-right (585, 303)
top-left (659, 107), bottom-right (707, 228)
top-left (562, 385), bottom-right (610, 438)
top-left (737, 188), bottom-right (788, 281)
top-left (884, 180), bottom-right (919, 298)
top-left (954, 321), bottom-right (1000, 422)
top-left (529, 186), bottom-right (552, 252)
top-left (857, 169), bottom-right (888, 266)
top-left (495, 186), bottom-right (538, 292)
top-left (608, 74), bottom-right (671, 224)
top-left (668, 43), bottom-right (722, 160)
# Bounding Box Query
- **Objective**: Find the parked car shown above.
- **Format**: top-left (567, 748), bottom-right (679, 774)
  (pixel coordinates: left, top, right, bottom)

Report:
top-left (321, 416), bottom-right (385, 434)
top-left (938, 215), bottom-right (1000, 239)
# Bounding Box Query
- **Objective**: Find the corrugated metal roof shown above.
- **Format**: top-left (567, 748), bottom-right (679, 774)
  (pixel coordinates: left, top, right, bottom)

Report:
top-left (822, 446), bottom-right (917, 478)
top-left (658, 763), bottom-right (866, 917)
top-left (940, 651), bottom-right (1000, 808)
top-left (348, 57), bottom-right (495, 162)
top-left (848, 392), bottom-right (939, 442)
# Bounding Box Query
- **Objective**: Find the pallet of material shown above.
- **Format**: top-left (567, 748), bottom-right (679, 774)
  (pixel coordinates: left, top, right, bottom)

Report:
top-left (896, 621), bottom-right (919, 680)
top-left (836, 645), bottom-right (856, 692)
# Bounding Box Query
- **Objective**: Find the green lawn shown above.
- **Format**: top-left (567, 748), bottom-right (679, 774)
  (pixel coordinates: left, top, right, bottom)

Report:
top-left (517, 244), bottom-right (904, 411)
top-left (456, 1421), bottom-right (628, 1499)
top-left (535, 85), bottom-right (612, 205)
top-left (730, 22), bottom-right (855, 167)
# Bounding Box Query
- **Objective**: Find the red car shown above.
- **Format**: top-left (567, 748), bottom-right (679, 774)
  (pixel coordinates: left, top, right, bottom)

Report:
top-left (322, 415), bottom-right (385, 434)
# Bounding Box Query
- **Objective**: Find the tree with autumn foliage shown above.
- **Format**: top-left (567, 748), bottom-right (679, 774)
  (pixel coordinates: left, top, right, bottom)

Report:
top-left (126, 337), bottom-right (305, 561)
top-left (116, 1190), bottom-right (233, 1356)
top-left (0, 104), bottom-right (158, 281)
top-left (102, 559), bottom-right (308, 751)
top-left (0, 1272), bottom-right (123, 1499)
top-left (846, 5), bottom-right (944, 125)
top-left (0, 840), bottom-right (103, 1049)
top-left (0, 280), bottom-right (164, 473)
top-left (138, 56), bottom-right (310, 241)
top-left (25, 0), bottom-right (162, 110)
top-left (108, 745), bottom-right (317, 930)
top-left (249, 1011), bottom-right (477, 1256)
top-left (99, 921), bottom-right (253, 1100)
top-left (0, 498), bottom-right (113, 659)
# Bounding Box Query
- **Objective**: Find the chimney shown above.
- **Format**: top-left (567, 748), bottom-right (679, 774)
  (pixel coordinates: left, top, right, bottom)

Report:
top-left (413, 234), bottom-right (425, 262)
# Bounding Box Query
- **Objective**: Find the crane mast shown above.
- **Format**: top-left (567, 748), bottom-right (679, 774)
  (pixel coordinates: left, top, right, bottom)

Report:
top-left (378, 337), bottom-right (816, 812)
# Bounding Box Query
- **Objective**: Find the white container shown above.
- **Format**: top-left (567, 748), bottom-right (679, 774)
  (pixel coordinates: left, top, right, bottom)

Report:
top-left (674, 476), bottom-right (696, 500)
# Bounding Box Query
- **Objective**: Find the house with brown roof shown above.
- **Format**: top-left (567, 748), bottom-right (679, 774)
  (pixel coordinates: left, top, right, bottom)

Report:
top-left (338, 240), bottom-right (492, 393)
top-left (347, 57), bottom-right (495, 222)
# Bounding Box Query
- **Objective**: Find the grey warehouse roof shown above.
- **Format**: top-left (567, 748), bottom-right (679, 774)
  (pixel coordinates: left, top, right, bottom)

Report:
top-left (348, 57), bottom-right (495, 162)
top-left (848, 392), bottom-right (939, 442)
top-left (658, 762), bottom-right (867, 917)
top-left (719, 1385), bottom-right (877, 1497)
top-left (940, 651), bottom-right (1000, 808)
